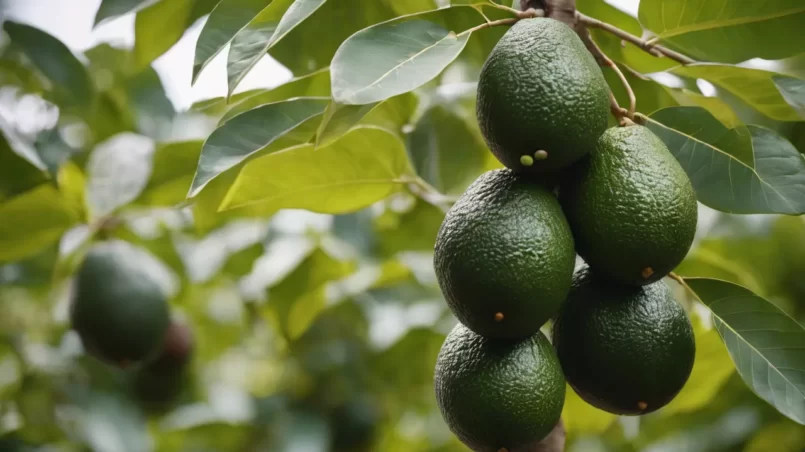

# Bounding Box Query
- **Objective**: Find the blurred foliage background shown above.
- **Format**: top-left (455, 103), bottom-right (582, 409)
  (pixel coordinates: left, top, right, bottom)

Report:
top-left (0, 0), bottom-right (804, 451)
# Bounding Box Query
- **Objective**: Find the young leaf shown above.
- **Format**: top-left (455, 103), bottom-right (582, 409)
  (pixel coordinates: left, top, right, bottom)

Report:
top-left (331, 19), bottom-right (470, 105)
top-left (647, 107), bottom-right (805, 215)
top-left (220, 126), bottom-right (415, 213)
top-left (94, 0), bottom-right (156, 27)
top-left (316, 92), bottom-right (418, 149)
top-left (0, 185), bottom-right (79, 263)
top-left (3, 21), bottom-right (95, 108)
top-left (192, 0), bottom-right (274, 84)
top-left (673, 65), bottom-right (805, 122)
top-left (315, 102), bottom-right (379, 147)
top-left (134, 0), bottom-right (216, 69)
top-left (189, 97), bottom-right (329, 196)
top-left (638, 0), bottom-right (805, 63)
top-left (683, 277), bottom-right (805, 425)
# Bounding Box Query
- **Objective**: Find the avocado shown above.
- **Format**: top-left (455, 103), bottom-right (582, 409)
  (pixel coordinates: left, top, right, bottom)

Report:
top-left (435, 323), bottom-right (565, 452)
top-left (560, 125), bottom-right (697, 285)
top-left (552, 266), bottom-right (695, 415)
top-left (476, 18), bottom-right (610, 174)
top-left (70, 241), bottom-right (171, 367)
top-left (434, 169), bottom-right (575, 339)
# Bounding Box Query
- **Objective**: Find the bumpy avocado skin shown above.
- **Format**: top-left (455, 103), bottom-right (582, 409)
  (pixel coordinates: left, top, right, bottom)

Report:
top-left (560, 125), bottom-right (698, 285)
top-left (435, 323), bottom-right (566, 452)
top-left (70, 241), bottom-right (171, 367)
top-left (434, 169), bottom-right (575, 339)
top-left (476, 18), bottom-right (610, 173)
top-left (552, 266), bottom-right (695, 415)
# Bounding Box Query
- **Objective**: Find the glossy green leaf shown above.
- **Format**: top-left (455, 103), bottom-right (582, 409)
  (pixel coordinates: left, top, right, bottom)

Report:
top-left (684, 277), bottom-right (805, 424)
top-left (673, 65), bottom-right (805, 121)
top-left (660, 313), bottom-right (734, 415)
top-left (192, 0), bottom-right (273, 84)
top-left (220, 70), bottom-right (331, 123)
top-left (221, 126), bottom-right (415, 212)
top-left (315, 92), bottom-right (416, 147)
top-left (407, 105), bottom-right (489, 196)
top-left (638, 0), bottom-right (805, 63)
top-left (0, 126), bottom-right (48, 202)
top-left (134, 0), bottom-right (216, 69)
top-left (94, 0), bottom-right (155, 26)
top-left (3, 21), bottom-right (95, 108)
top-left (331, 19), bottom-right (470, 105)
top-left (85, 133), bottom-right (155, 218)
top-left (227, 0), bottom-right (294, 96)
top-left (188, 97), bottom-right (329, 196)
top-left (0, 185), bottom-right (79, 263)
top-left (774, 75), bottom-right (805, 118)
top-left (136, 141), bottom-right (203, 206)
top-left (647, 107), bottom-right (805, 214)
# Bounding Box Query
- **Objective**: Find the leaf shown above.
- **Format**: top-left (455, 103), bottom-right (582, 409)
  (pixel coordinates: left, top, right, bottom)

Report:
top-left (220, 69), bottom-right (331, 122)
top-left (604, 66), bottom-right (678, 117)
top-left (221, 126), bottom-right (415, 213)
top-left (85, 133), bottom-right (155, 218)
top-left (134, 0), bottom-right (216, 69)
top-left (562, 385), bottom-right (617, 435)
top-left (407, 105), bottom-right (489, 196)
top-left (268, 0), bottom-right (327, 48)
top-left (94, 0), bottom-right (156, 26)
top-left (660, 313), bottom-right (734, 415)
top-left (3, 21), bottom-right (95, 108)
top-left (315, 92), bottom-right (417, 147)
top-left (331, 19), bottom-right (470, 105)
top-left (192, 0), bottom-right (274, 84)
top-left (0, 185), bottom-right (79, 263)
top-left (189, 97), bottom-right (328, 196)
top-left (136, 141), bottom-right (203, 206)
top-left (376, 199), bottom-right (444, 256)
top-left (226, 0), bottom-right (295, 96)
top-left (774, 75), bottom-right (805, 119)
top-left (638, 0), bottom-right (805, 63)
top-left (646, 107), bottom-right (805, 214)
top-left (0, 126), bottom-right (48, 202)
top-left (673, 64), bottom-right (805, 122)
top-left (683, 277), bottom-right (805, 424)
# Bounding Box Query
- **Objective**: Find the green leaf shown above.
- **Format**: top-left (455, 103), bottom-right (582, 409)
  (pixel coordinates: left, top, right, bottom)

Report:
top-left (219, 69), bottom-right (331, 122)
top-left (136, 141), bottom-right (203, 206)
top-left (331, 19), bottom-right (470, 105)
top-left (221, 242), bottom-right (264, 277)
top-left (0, 185), bottom-right (79, 263)
top-left (3, 21), bottom-right (95, 108)
top-left (673, 64), bottom-right (805, 122)
top-left (134, 0), bottom-right (216, 69)
top-left (638, 0), bottom-right (805, 63)
top-left (0, 126), bottom-right (48, 202)
top-left (774, 75), bottom-right (805, 118)
top-left (94, 0), bottom-right (156, 26)
top-left (660, 313), bottom-right (734, 415)
top-left (647, 107), bottom-right (805, 214)
top-left (407, 105), bottom-right (489, 196)
top-left (192, 0), bottom-right (274, 84)
top-left (85, 133), bottom-right (155, 218)
top-left (268, 0), bottom-right (328, 47)
top-left (227, 0), bottom-right (294, 96)
top-left (221, 126), bottom-right (414, 213)
top-left (315, 92), bottom-right (416, 147)
top-left (376, 198), bottom-right (444, 256)
top-left (188, 97), bottom-right (329, 196)
top-left (683, 277), bottom-right (805, 425)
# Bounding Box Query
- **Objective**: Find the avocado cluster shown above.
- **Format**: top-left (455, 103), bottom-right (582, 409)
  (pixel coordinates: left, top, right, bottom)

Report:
top-left (433, 18), bottom-right (698, 451)
top-left (70, 240), bottom-right (195, 406)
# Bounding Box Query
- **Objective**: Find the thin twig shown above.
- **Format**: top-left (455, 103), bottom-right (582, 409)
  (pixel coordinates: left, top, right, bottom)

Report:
top-left (577, 12), bottom-right (696, 65)
top-left (408, 177), bottom-right (457, 213)
top-left (577, 26), bottom-right (635, 124)
top-left (471, 5), bottom-right (493, 24)
top-left (668, 272), bottom-right (685, 286)
top-left (484, 1), bottom-right (542, 18)
top-left (458, 18), bottom-right (519, 37)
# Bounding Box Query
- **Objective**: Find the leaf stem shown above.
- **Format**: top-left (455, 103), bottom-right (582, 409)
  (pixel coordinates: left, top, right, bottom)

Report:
top-left (457, 18), bottom-right (520, 37)
top-left (577, 26), bottom-right (635, 124)
top-left (408, 177), bottom-right (457, 213)
top-left (576, 12), bottom-right (696, 65)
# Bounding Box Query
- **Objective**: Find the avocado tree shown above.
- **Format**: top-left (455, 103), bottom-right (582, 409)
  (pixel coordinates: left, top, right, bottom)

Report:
top-left (0, 0), bottom-right (804, 450)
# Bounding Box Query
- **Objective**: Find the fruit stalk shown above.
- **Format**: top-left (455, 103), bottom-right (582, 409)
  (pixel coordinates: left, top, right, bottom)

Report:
top-left (520, 0), bottom-right (577, 27)
top-left (576, 26), bottom-right (635, 124)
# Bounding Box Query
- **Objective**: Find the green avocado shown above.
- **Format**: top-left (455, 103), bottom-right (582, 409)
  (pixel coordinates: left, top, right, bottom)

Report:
top-left (560, 125), bottom-right (698, 285)
top-left (434, 169), bottom-right (575, 339)
top-left (552, 266), bottom-right (695, 415)
top-left (476, 18), bottom-right (610, 174)
top-left (435, 323), bottom-right (566, 452)
top-left (70, 241), bottom-right (171, 367)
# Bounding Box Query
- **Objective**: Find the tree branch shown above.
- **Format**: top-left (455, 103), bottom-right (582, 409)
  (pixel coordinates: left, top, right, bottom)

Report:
top-left (577, 26), bottom-right (635, 124)
top-left (577, 12), bottom-right (696, 65)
